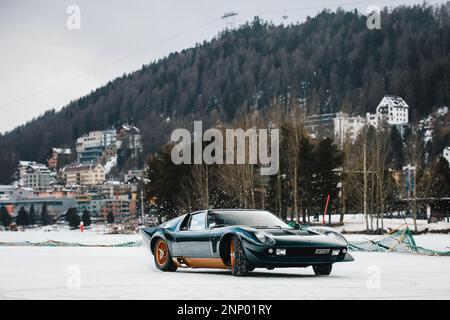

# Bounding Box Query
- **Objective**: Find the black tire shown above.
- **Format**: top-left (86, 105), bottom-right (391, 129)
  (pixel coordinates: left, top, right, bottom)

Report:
top-left (153, 238), bottom-right (177, 272)
top-left (230, 236), bottom-right (251, 276)
top-left (313, 264), bottom-right (332, 276)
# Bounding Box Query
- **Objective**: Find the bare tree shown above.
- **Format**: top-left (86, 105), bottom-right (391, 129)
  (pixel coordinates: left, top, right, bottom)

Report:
top-left (191, 164), bottom-right (210, 209)
top-left (281, 104), bottom-right (305, 222)
top-left (374, 124), bottom-right (391, 231)
top-left (404, 126), bottom-right (426, 233)
top-left (346, 125), bottom-right (376, 232)
top-left (219, 106), bottom-right (260, 208)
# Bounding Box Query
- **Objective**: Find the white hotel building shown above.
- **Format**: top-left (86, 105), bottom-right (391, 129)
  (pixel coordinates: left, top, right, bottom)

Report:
top-left (76, 129), bottom-right (117, 153)
top-left (367, 95), bottom-right (409, 127)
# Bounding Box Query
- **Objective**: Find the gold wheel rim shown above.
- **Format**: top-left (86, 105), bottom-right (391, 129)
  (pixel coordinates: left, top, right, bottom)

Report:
top-left (156, 241), bottom-right (168, 265)
top-left (230, 240), bottom-right (235, 269)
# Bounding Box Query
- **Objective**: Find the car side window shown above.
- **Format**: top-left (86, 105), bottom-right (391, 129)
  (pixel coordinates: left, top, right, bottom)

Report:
top-left (207, 212), bottom-right (225, 228)
top-left (188, 212), bottom-right (206, 231)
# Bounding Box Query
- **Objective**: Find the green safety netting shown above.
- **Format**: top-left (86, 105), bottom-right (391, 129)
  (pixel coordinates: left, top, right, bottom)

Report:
top-left (0, 240), bottom-right (143, 247)
top-left (348, 225), bottom-right (450, 256)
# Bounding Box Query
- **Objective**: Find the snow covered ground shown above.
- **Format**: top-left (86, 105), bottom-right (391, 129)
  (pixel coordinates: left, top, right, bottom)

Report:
top-left (1, 230), bottom-right (450, 300)
top-left (103, 155), bottom-right (117, 174)
top-left (0, 226), bottom-right (140, 245)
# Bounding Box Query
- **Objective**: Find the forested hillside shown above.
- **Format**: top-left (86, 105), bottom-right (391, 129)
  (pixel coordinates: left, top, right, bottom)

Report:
top-left (0, 3), bottom-right (449, 183)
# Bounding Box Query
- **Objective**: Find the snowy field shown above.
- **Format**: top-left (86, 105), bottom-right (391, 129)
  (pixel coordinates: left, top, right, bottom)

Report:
top-left (0, 226), bottom-right (140, 245)
top-left (1, 229), bottom-right (450, 300)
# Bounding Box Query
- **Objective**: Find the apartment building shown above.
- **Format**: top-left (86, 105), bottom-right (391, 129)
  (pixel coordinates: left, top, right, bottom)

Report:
top-left (47, 148), bottom-right (73, 169)
top-left (75, 193), bottom-right (107, 216)
top-left (17, 161), bottom-right (53, 191)
top-left (304, 112), bottom-right (366, 147)
top-left (116, 124), bottom-right (143, 159)
top-left (75, 129), bottom-right (120, 164)
top-left (62, 163), bottom-right (106, 186)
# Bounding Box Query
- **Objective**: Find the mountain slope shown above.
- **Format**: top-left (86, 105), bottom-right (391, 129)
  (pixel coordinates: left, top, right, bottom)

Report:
top-left (1, 4), bottom-right (450, 183)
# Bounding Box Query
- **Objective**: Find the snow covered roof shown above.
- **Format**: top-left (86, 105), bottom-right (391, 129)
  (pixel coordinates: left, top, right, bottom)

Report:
top-left (103, 180), bottom-right (121, 185)
top-left (18, 161), bottom-right (51, 172)
top-left (0, 185), bottom-right (15, 191)
top-left (19, 161), bottom-right (38, 167)
top-left (52, 148), bottom-right (71, 154)
top-left (119, 124), bottom-right (141, 133)
top-left (62, 162), bottom-right (104, 172)
top-left (377, 95), bottom-right (409, 109)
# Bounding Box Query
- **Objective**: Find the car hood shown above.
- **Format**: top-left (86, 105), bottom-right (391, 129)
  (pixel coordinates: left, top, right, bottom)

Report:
top-left (240, 226), bottom-right (347, 247)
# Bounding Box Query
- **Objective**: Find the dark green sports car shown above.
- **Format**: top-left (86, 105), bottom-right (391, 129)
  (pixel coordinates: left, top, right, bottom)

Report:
top-left (141, 209), bottom-right (354, 276)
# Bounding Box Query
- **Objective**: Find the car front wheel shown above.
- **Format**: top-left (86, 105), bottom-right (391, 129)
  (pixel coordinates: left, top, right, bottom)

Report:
top-left (313, 264), bottom-right (332, 276)
top-left (230, 236), bottom-right (251, 276)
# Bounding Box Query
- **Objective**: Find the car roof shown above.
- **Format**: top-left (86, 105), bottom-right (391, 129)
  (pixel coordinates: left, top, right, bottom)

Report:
top-left (209, 209), bottom-right (268, 213)
top-left (209, 208), bottom-right (262, 211)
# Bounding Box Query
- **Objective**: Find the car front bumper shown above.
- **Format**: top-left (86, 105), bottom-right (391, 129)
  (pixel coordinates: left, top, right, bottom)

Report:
top-left (242, 240), bottom-right (354, 268)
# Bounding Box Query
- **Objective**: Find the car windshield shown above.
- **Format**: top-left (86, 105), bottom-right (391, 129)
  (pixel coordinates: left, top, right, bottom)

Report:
top-left (207, 210), bottom-right (290, 229)
top-left (160, 215), bottom-right (185, 230)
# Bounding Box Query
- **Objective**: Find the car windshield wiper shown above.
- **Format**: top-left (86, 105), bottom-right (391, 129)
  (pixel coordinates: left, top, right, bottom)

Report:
top-left (251, 225), bottom-right (282, 229)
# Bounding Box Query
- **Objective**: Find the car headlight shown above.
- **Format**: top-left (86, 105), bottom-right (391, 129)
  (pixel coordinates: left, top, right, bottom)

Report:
top-left (255, 231), bottom-right (276, 245)
top-left (325, 231), bottom-right (348, 245)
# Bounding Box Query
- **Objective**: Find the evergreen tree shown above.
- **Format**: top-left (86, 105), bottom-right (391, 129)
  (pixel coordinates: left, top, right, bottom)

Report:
top-left (1, 205), bottom-right (12, 227)
top-left (28, 204), bottom-right (36, 225)
top-left (426, 157), bottom-right (450, 198)
top-left (388, 126), bottom-right (405, 169)
top-left (41, 203), bottom-right (51, 226)
top-left (16, 206), bottom-right (29, 226)
top-left (82, 209), bottom-right (91, 227)
top-left (66, 208), bottom-right (80, 229)
top-left (298, 135), bottom-right (316, 222)
top-left (313, 138), bottom-right (344, 224)
top-left (107, 210), bottom-right (115, 224)
top-left (145, 144), bottom-right (191, 219)
top-left (65, 207), bottom-right (73, 223)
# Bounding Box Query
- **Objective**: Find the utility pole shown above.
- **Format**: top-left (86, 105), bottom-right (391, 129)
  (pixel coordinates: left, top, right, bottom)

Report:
top-left (140, 188), bottom-right (144, 220)
top-left (363, 137), bottom-right (368, 231)
top-left (277, 172), bottom-right (281, 217)
top-left (412, 165), bottom-right (417, 232)
top-left (403, 164), bottom-right (417, 232)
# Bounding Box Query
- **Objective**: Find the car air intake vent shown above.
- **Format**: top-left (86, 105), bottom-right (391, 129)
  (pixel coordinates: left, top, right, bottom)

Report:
top-left (287, 247), bottom-right (337, 257)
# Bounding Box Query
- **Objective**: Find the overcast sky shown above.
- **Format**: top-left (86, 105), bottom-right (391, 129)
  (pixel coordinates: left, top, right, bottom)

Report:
top-left (0, 0), bottom-right (447, 133)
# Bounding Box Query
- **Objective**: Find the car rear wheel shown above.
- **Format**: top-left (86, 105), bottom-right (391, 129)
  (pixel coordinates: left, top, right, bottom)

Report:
top-left (154, 239), bottom-right (177, 272)
top-left (230, 236), bottom-right (251, 276)
top-left (313, 264), bottom-right (332, 276)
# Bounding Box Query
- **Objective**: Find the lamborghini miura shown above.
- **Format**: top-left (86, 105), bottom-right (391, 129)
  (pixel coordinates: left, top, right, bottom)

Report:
top-left (141, 209), bottom-right (354, 276)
